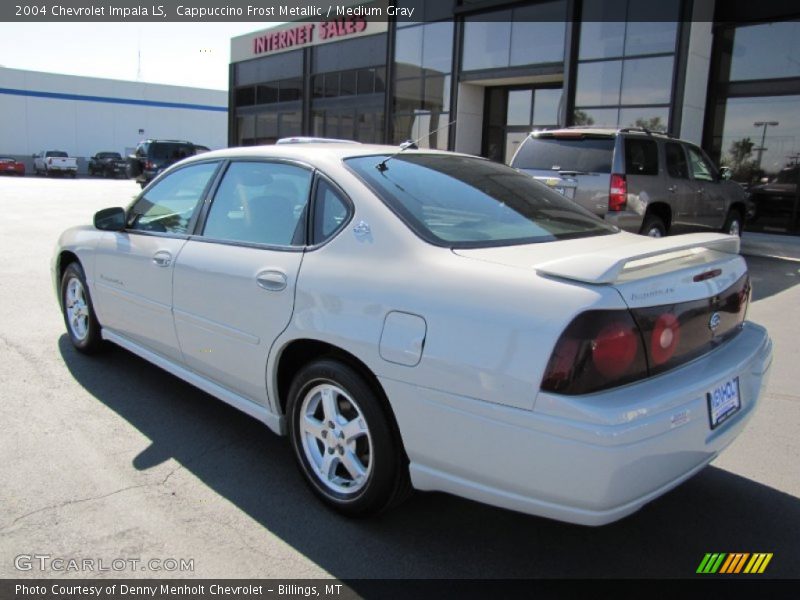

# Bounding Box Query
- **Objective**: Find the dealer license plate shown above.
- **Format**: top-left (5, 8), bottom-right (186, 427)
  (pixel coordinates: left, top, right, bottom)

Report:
top-left (707, 376), bottom-right (741, 429)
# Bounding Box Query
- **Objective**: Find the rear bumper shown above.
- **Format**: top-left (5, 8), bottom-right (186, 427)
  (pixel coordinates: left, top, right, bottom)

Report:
top-left (383, 322), bottom-right (772, 525)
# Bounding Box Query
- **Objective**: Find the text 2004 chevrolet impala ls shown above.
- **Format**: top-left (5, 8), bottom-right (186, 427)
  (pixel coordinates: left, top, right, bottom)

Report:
top-left (53, 143), bottom-right (772, 525)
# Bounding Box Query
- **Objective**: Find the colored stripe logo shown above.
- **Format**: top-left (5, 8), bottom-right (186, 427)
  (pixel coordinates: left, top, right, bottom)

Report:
top-left (697, 553), bottom-right (773, 574)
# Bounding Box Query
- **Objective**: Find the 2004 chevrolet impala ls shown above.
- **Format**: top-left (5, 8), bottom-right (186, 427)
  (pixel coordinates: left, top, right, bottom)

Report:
top-left (53, 143), bottom-right (772, 525)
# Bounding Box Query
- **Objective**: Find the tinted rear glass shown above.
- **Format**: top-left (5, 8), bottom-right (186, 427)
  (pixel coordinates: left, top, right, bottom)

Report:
top-left (98, 152), bottom-right (122, 159)
top-left (46, 151), bottom-right (68, 158)
top-left (624, 138), bottom-right (659, 176)
top-left (346, 154), bottom-right (617, 248)
top-left (511, 137), bottom-right (615, 172)
top-left (149, 143), bottom-right (194, 160)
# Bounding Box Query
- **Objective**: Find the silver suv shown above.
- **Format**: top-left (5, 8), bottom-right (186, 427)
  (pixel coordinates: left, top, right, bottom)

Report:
top-left (510, 127), bottom-right (749, 237)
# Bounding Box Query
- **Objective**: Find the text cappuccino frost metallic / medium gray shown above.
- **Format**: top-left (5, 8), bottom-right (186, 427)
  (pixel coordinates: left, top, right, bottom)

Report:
top-left (53, 143), bottom-right (772, 525)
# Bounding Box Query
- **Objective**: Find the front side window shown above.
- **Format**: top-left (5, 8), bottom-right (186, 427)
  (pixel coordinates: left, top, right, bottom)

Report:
top-left (128, 162), bottom-right (219, 234)
top-left (687, 145), bottom-right (716, 182)
top-left (346, 154), bottom-right (616, 247)
top-left (665, 142), bottom-right (689, 179)
top-left (202, 161), bottom-right (311, 246)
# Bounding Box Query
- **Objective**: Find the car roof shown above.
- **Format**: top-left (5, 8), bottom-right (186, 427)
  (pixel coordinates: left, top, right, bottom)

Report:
top-left (177, 143), bottom-right (474, 164)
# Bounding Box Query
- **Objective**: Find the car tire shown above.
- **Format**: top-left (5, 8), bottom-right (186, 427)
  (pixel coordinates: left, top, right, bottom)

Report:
top-left (722, 209), bottom-right (743, 237)
top-left (287, 358), bottom-right (410, 516)
top-left (60, 262), bottom-right (104, 354)
top-left (640, 215), bottom-right (667, 238)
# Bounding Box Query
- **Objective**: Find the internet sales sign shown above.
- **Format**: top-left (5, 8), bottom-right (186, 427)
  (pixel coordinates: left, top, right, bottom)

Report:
top-left (253, 17), bottom-right (368, 55)
top-left (231, 17), bottom-right (387, 62)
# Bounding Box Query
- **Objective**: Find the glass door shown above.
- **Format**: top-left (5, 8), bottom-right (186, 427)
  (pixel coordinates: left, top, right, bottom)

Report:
top-left (483, 85), bottom-right (563, 164)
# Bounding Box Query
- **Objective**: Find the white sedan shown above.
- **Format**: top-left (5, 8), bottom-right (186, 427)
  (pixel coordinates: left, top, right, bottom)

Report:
top-left (53, 143), bottom-right (772, 525)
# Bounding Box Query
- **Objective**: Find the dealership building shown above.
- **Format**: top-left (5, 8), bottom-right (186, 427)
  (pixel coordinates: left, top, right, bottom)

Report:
top-left (0, 67), bottom-right (227, 173)
top-left (229, 0), bottom-right (800, 234)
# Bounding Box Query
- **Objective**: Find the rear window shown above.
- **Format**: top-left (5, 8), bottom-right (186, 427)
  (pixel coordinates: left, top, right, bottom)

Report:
top-left (46, 151), bottom-right (68, 158)
top-left (149, 143), bottom-right (194, 160)
top-left (98, 152), bottom-right (122, 160)
top-left (511, 136), bottom-right (614, 173)
top-left (624, 138), bottom-right (659, 176)
top-left (346, 154), bottom-right (617, 248)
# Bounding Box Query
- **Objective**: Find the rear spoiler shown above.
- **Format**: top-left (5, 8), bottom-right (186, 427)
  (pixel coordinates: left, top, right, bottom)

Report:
top-left (536, 233), bottom-right (740, 285)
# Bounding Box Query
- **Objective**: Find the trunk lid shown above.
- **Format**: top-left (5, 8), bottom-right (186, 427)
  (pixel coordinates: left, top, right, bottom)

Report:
top-left (453, 232), bottom-right (746, 308)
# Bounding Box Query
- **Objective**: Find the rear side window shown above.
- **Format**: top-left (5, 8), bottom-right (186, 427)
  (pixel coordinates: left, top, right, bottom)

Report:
top-left (202, 161), bottom-right (311, 246)
top-left (511, 137), bottom-right (615, 173)
top-left (313, 179), bottom-right (350, 245)
top-left (665, 142), bottom-right (689, 179)
top-left (150, 143), bottom-right (194, 161)
top-left (624, 138), bottom-right (658, 176)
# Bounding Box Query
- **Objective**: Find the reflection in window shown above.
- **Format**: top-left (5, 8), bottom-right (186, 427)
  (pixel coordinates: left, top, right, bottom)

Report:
top-left (729, 21), bottom-right (800, 82)
top-left (573, 0), bottom-right (677, 130)
top-left (129, 163), bottom-right (218, 234)
top-left (463, 2), bottom-right (567, 71)
top-left (507, 91), bottom-right (532, 126)
top-left (394, 21), bottom-right (454, 147)
top-left (203, 162), bottom-right (311, 246)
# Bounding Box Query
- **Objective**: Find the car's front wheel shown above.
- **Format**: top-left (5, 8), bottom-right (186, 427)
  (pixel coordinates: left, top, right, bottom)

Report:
top-left (287, 358), bottom-right (410, 516)
top-left (61, 262), bottom-right (103, 353)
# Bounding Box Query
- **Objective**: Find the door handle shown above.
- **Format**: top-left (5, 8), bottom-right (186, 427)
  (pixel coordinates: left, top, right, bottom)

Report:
top-left (667, 185), bottom-right (677, 193)
top-left (256, 270), bottom-right (287, 291)
top-left (696, 188), bottom-right (706, 194)
top-left (152, 250), bottom-right (172, 267)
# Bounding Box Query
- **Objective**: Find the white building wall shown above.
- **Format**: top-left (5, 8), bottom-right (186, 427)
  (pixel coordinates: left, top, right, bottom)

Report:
top-left (0, 67), bottom-right (227, 164)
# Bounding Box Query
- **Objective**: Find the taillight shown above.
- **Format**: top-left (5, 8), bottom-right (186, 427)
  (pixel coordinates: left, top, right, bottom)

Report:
top-left (47, 158), bottom-right (53, 165)
top-left (541, 310), bottom-right (647, 395)
top-left (608, 173), bottom-right (627, 211)
top-left (649, 312), bottom-right (680, 366)
top-left (541, 274), bottom-right (750, 396)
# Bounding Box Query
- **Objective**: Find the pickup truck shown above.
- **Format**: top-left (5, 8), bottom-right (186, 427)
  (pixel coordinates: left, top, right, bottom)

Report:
top-left (33, 151), bottom-right (78, 178)
top-left (88, 152), bottom-right (127, 178)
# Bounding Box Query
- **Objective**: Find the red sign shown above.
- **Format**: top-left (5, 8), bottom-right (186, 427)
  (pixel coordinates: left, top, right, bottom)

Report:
top-left (253, 17), bottom-right (368, 55)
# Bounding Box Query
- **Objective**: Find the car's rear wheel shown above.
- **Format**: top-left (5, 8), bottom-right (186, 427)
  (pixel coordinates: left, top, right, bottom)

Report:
top-left (722, 209), bottom-right (743, 237)
top-left (641, 214), bottom-right (666, 238)
top-left (61, 262), bottom-right (103, 354)
top-left (287, 358), bottom-right (410, 516)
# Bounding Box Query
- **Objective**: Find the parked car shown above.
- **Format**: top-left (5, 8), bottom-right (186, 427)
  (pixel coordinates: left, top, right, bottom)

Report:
top-left (127, 139), bottom-right (198, 188)
top-left (88, 152), bottom-right (128, 178)
top-left (510, 128), bottom-right (749, 238)
top-left (747, 165), bottom-right (799, 231)
top-left (0, 156), bottom-right (25, 176)
top-left (53, 143), bottom-right (772, 525)
top-left (33, 150), bottom-right (78, 178)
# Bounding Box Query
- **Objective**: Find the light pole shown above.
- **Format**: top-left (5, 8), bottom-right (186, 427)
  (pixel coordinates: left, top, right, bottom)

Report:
top-left (753, 121), bottom-right (779, 173)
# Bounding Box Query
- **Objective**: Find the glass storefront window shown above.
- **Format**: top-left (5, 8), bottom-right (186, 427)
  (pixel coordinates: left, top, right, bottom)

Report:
top-left (729, 21), bottom-right (800, 81)
top-left (463, 2), bottom-right (566, 70)
top-left (423, 21), bottom-right (454, 74)
top-left (575, 61), bottom-right (622, 106)
top-left (578, 22), bottom-right (626, 60)
top-left (533, 89), bottom-right (563, 126)
top-left (462, 18), bottom-right (512, 71)
top-left (507, 90), bottom-right (532, 126)
top-left (620, 56), bottom-right (674, 105)
top-left (618, 107), bottom-right (669, 131)
top-left (574, 0), bottom-right (677, 130)
top-left (235, 87), bottom-right (256, 107)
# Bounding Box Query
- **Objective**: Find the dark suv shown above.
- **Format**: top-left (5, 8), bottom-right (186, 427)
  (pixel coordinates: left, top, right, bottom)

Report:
top-left (510, 128), bottom-right (749, 237)
top-left (128, 140), bottom-right (198, 188)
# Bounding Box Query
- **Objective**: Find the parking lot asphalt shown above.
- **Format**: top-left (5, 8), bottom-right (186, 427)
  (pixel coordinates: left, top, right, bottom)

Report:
top-left (1, 177), bottom-right (798, 581)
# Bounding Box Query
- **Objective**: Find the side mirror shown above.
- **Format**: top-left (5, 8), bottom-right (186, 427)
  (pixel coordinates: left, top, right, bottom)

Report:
top-left (94, 207), bottom-right (126, 231)
top-left (720, 166), bottom-right (732, 180)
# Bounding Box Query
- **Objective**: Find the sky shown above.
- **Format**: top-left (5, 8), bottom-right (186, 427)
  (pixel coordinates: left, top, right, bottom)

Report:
top-left (0, 23), bottom-right (282, 90)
